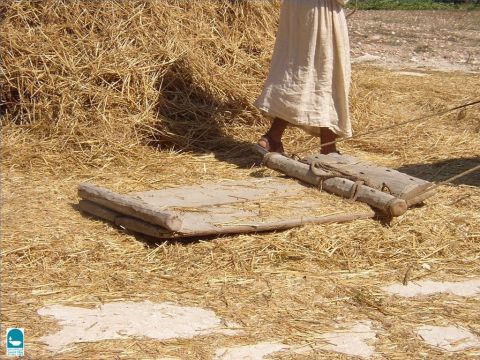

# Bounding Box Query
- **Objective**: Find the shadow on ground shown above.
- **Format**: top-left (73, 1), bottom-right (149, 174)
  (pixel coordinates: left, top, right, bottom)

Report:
top-left (397, 156), bottom-right (479, 187)
top-left (145, 59), bottom-right (264, 168)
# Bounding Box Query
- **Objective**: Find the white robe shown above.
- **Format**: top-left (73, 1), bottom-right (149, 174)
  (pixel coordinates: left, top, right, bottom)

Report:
top-left (255, 0), bottom-right (352, 137)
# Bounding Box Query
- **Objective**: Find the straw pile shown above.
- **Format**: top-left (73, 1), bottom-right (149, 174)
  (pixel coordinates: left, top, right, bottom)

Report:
top-left (1, 0), bottom-right (280, 171)
top-left (1, 1), bottom-right (479, 359)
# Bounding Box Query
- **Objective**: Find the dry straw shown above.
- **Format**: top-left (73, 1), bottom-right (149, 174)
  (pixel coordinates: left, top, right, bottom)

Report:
top-left (1, 1), bottom-right (479, 359)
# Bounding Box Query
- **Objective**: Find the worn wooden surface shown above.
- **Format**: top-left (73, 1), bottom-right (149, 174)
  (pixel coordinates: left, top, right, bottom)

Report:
top-left (78, 183), bottom-right (183, 231)
top-left (78, 179), bottom-right (375, 238)
top-left (303, 153), bottom-right (435, 202)
top-left (129, 180), bottom-right (300, 208)
top-left (79, 200), bottom-right (172, 238)
top-left (263, 153), bottom-right (408, 217)
top-left (80, 200), bottom-right (374, 238)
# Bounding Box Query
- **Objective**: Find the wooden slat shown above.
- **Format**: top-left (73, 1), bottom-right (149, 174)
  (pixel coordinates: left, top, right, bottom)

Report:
top-left (78, 200), bottom-right (118, 223)
top-left (79, 200), bottom-right (172, 238)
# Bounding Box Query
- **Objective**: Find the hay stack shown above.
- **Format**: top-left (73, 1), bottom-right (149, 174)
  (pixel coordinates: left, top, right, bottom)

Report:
top-left (1, 0), bottom-right (280, 169)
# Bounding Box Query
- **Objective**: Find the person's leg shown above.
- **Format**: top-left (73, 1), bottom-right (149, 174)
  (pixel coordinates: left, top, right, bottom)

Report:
top-left (266, 118), bottom-right (288, 142)
top-left (257, 117), bottom-right (288, 152)
top-left (320, 127), bottom-right (338, 154)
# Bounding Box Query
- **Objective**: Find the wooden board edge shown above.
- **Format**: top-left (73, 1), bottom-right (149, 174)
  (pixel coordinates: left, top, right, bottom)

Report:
top-left (78, 200), bottom-right (175, 239)
top-left (78, 183), bottom-right (183, 231)
top-left (78, 200), bottom-right (375, 239)
top-left (192, 211), bottom-right (376, 236)
top-left (405, 189), bottom-right (437, 207)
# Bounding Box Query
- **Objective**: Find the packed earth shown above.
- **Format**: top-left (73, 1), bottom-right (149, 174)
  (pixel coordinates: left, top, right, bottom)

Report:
top-left (1, 3), bottom-right (479, 359)
top-left (349, 10), bottom-right (480, 72)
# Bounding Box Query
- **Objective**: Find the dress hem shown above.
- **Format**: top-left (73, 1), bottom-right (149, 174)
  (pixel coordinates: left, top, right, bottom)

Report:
top-left (255, 104), bottom-right (352, 138)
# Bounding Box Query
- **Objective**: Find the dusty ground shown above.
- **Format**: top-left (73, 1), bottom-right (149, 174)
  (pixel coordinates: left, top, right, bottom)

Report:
top-left (349, 10), bottom-right (480, 71)
top-left (1, 7), bottom-right (480, 360)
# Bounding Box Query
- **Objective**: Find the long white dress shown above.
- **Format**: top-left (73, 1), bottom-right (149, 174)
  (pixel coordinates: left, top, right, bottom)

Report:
top-left (255, 0), bottom-right (352, 137)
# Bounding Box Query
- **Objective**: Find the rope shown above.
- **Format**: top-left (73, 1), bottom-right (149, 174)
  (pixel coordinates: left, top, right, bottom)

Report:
top-left (296, 98), bottom-right (480, 154)
top-left (308, 161), bottom-right (365, 200)
top-left (293, 99), bottom-right (480, 193)
top-left (346, 0), bottom-right (358, 19)
top-left (427, 164), bottom-right (480, 191)
top-left (349, 180), bottom-right (364, 202)
top-left (438, 164), bottom-right (480, 185)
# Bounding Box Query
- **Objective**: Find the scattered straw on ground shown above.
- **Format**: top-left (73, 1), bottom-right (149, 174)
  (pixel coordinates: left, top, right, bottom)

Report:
top-left (1, 2), bottom-right (479, 359)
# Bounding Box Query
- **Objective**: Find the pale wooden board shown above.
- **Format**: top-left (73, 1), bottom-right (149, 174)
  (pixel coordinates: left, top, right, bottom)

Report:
top-left (79, 178), bottom-right (374, 238)
top-left (129, 179), bottom-right (302, 208)
top-left (303, 153), bottom-right (434, 201)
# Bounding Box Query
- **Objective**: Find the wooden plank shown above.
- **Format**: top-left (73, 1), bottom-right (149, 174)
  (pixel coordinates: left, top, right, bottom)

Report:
top-left (115, 216), bottom-right (173, 238)
top-left (130, 179), bottom-right (302, 209)
top-left (304, 153), bottom-right (435, 203)
top-left (176, 211), bottom-right (375, 237)
top-left (78, 200), bottom-right (118, 222)
top-left (78, 179), bottom-right (375, 238)
top-left (187, 211), bottom-right (375, 236)
top-left (263, 153), bottom-right (408, 217)
top-left (79, 200), bottom-right (173, 238)
top-left (79, 199), bottom-right (374, 238)
top-left (78, 183), bottom-right (183, 231)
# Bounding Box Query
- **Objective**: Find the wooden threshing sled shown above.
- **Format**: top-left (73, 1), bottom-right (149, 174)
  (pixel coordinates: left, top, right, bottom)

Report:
top-left (78, 152), bottom-right (436, 239)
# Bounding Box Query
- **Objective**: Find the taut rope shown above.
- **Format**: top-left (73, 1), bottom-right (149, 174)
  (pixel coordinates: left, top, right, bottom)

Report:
top-left (297, 98), bottom-right (480, 154)
top-left (429, 164), bottom-right (480, 190)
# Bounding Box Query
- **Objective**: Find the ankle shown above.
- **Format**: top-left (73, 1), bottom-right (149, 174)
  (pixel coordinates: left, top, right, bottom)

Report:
top-left (267, 118), bottom-right (288, 141)
top-left (265, 131), bottom-right (282, 144)
top-left (321, 146), bottom-right (337, 155)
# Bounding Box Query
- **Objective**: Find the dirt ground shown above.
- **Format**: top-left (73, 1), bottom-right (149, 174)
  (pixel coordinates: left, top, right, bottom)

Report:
top-left (349, 10), bottom-right (480, 71)
top-left (1, 7), bottom-right (480, 360)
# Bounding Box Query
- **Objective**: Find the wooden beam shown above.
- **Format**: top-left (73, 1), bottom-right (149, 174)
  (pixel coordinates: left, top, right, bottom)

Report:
top-left (304, 153), bottom-right (435, 203)
top-left (263, 153), bottom-right (408, 217)
top-left (79, 200), bottom-right (173, 238)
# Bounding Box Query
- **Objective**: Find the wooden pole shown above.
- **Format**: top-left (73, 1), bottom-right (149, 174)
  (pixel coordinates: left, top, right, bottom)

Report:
top-left (263, 153), bottom-right (408, 217)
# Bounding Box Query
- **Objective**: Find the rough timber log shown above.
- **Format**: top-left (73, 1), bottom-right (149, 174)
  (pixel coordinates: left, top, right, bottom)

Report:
top-left (263, 153), bottom-right (408, 217)
top-left (78, 183), bottom-right (183, 231)
top-left (304, 153), bottom-right (435, 203)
